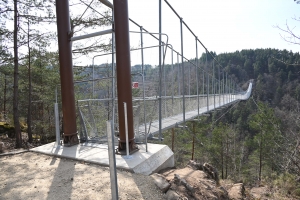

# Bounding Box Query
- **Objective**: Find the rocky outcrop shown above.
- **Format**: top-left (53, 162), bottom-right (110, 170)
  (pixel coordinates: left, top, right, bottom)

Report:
top-left (228, 183), bottom-right (245, 200)
top-left (152, 160), bottom-right (230, 200)
top-left (151, 173), bottom-right (171, 193)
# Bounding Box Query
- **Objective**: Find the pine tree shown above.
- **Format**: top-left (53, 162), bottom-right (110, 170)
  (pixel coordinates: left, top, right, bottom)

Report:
top-left (249, 102), bottom-right (282, 182)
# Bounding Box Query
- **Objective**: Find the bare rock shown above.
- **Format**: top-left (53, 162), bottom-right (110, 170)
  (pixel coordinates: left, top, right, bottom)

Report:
top-left (203, 163), bottom-right (220, 186)
top-left (228, 183), bottom-right (245, 200)
top-left (174, 174), bottom-right (195, 193)
top-left (163, 166), bottom-right (229, 200)
top-left (151, 173), bottom-right (171, 193)
top-left (188, 160), bottom-right (203, 170)
top-left (250, 186), bottom-right (270, 199)
top-left (166, 189), bottom-right (180, 200)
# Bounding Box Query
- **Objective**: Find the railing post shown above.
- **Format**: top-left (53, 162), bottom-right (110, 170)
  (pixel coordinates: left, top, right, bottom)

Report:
top-left (203, 60), bottom-right (205, 98)
top-left (223, 72), bottom-right (225, 105)
top-left (218, 65), bottom-right (221, 107)
top-left (180, 17), bottom-right (185, 124)
top-left (163, 44), bottom-right (167, 117)
top-left (111, 11), bottom-right (116, 144)
top-left (106, 120), bottom-right (119, 200)
top-left (171, 46), bottom-right (174, 116)
top-left (213, 60), bottom-right (215, 109)
top-left (55, 103), bottom-right (60, 146)
top-left (226, 72), bottom-right (228, 103)
top-left (229, 78), bottom-right (232, 101)
top-left (140, 26), bottom-right (148, 152)
top-left (172, 128), bottom-right (175, 152)
top-left (206, 50), bottom-right (209, 111)
top-left (123, 102), bottom-right (130, 157)
top-left (158, 0), bottom-right (163, 141)
top-left (195, 37), bottom-right (199, 117)
top-left (177, 52), bottom-right (180, 96)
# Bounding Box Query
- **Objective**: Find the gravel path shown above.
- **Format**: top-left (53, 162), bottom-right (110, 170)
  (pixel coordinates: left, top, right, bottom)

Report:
top-left (0, 152), bottom-right (165, 200)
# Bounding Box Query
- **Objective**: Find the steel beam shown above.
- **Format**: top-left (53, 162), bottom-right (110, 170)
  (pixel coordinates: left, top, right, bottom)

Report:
top-left (70, 29), bottom-right (113, 41)
top-left (56, 0), bottom-right (78, 146)
top-left (113, 0), bottom-right (137, 154)
top-left (98, 0), bottom-right (113, 9)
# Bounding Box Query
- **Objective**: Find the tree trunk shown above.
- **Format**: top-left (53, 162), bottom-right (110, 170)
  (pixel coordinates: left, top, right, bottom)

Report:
top-left (259, 131), bottom-right (263, 182)
top-left (13, 0), bottom-right (22, 148)
top-left (225, 134), bottom-right (229, 179)
top-left (4, 74), bottom-right (6, 114)
top-left (27, 20), bottom-right (33, 143)
top-left (221, 140), bottom-right (224, 179)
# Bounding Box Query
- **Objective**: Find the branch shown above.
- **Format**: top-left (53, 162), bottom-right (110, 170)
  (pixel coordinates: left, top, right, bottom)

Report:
top-left (274, 19), bottom-right (300, 46)
top-left (0, 9), bottom-right (13, 14)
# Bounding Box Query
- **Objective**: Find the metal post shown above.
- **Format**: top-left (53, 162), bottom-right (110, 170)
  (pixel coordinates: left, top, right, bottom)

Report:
top-left (56, 0), bottom-right (78, 146)
top-left (232, 79), bottom-right (234, 101)
top-left (113, 0), bottom-right (137, 153)
top-left (172, 128), bottom-right (174, 152)
top-left (218, 65), bottom-right (220, 106)
top-left (163, 44), bottom-right (167, 117)
top-left (202, 63), bottom-right (205, 96)
top-left (180, 18), bottom-right (185, 124)
top-left (158, 0), bottom-right (162, 141)
top-left (188, 56), bottom-right (191, 99)
top-left (229, 78), bottom-right (231, 102)
top-left (213, 60), bottom-right (215, 109)
top-left (223, 72), bottom-right (225, 105)
top-left (226, 73), bottom-right (228, 103)
top-left (206, 51), bottom-right (209, 111)
top-left (171, 46), bottom-right (174, 116)
top-left (4, 74), bottom-right (6, 114)
top-left (106, 120), bottom-right (119, 200)
top-left (195, 38), bottom-right (199, 117)
top-left (92, 61), bottom-right (95, 97)
top-left (55, 103), bottom-right (60, 146)
top-left (123, 102), bottom-right (130, 157)
top-left (177, 52), bottom-right (181, 113)
top-left (177, 53), bottom-right (180, 95)
top-left (140, 26), bottom-right (148, 152)
top-left (111, 11), bottom-right (116, 146)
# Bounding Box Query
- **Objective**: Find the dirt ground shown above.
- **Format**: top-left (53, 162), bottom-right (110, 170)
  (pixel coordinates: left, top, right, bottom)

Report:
top-left (0, 151), bottom-right (165, 200)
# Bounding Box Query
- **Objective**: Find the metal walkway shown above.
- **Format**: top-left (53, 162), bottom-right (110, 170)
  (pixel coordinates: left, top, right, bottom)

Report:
top-left (62, 0), bottom-right (256, 146)
top-left (137, 81), bottom-right (253, 139)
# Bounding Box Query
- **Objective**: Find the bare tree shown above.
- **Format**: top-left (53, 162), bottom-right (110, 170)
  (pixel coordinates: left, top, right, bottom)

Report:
top-left (275, 17), bottom-right (300, 46)
top-left (274, 1), bottom-right (300, 46)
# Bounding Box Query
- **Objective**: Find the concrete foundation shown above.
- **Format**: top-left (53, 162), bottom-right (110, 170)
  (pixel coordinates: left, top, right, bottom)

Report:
top-left (30, 142), bottom-right (174, 175)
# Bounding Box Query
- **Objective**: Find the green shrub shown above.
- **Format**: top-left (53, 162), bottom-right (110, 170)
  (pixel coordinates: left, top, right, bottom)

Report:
top-left (292, 188), bottom-right (300, 197)
top-left (273, 173), bottom-right (298, 195)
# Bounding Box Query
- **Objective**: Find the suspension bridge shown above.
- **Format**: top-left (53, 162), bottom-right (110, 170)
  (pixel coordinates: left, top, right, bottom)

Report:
top-left (32, 0), bottom-right (253, 178)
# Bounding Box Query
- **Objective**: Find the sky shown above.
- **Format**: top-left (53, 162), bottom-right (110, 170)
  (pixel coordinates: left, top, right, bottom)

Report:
top-left (126, 0), bottom-right (299, 51)
top-left (5, 0), bottom-right (298, 66)
top-left (99, 0), bottom-right (299, 66)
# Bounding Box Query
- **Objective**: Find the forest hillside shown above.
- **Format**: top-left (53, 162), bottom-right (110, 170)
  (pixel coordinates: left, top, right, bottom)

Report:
top-left (161, 48), bottom-right (300, 198)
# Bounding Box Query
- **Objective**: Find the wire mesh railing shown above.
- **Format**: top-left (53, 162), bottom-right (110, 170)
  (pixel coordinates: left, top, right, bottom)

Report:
top-left (52, 0), bottom-right (252, 145)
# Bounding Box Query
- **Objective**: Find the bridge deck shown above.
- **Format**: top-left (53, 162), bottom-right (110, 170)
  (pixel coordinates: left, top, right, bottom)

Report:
top-left (136, 82), bottom-right (252, 139)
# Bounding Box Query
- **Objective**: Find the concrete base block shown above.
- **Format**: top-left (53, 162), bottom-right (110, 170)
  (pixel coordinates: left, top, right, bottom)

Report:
top-left (133, 145), bottom-right (174, 175)
top-left (30, 142), bottom-right (174, 175)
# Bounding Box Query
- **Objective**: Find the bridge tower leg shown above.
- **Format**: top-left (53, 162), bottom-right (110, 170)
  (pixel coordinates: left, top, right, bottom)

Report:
top-left (113, 0), bottom-right (137, 154)
top-left (55, 0), bottom-right (78, 146)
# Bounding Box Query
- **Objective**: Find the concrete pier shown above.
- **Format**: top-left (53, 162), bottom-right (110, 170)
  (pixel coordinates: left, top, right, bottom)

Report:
top-left (30, 142), bottom-right (174, 175)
